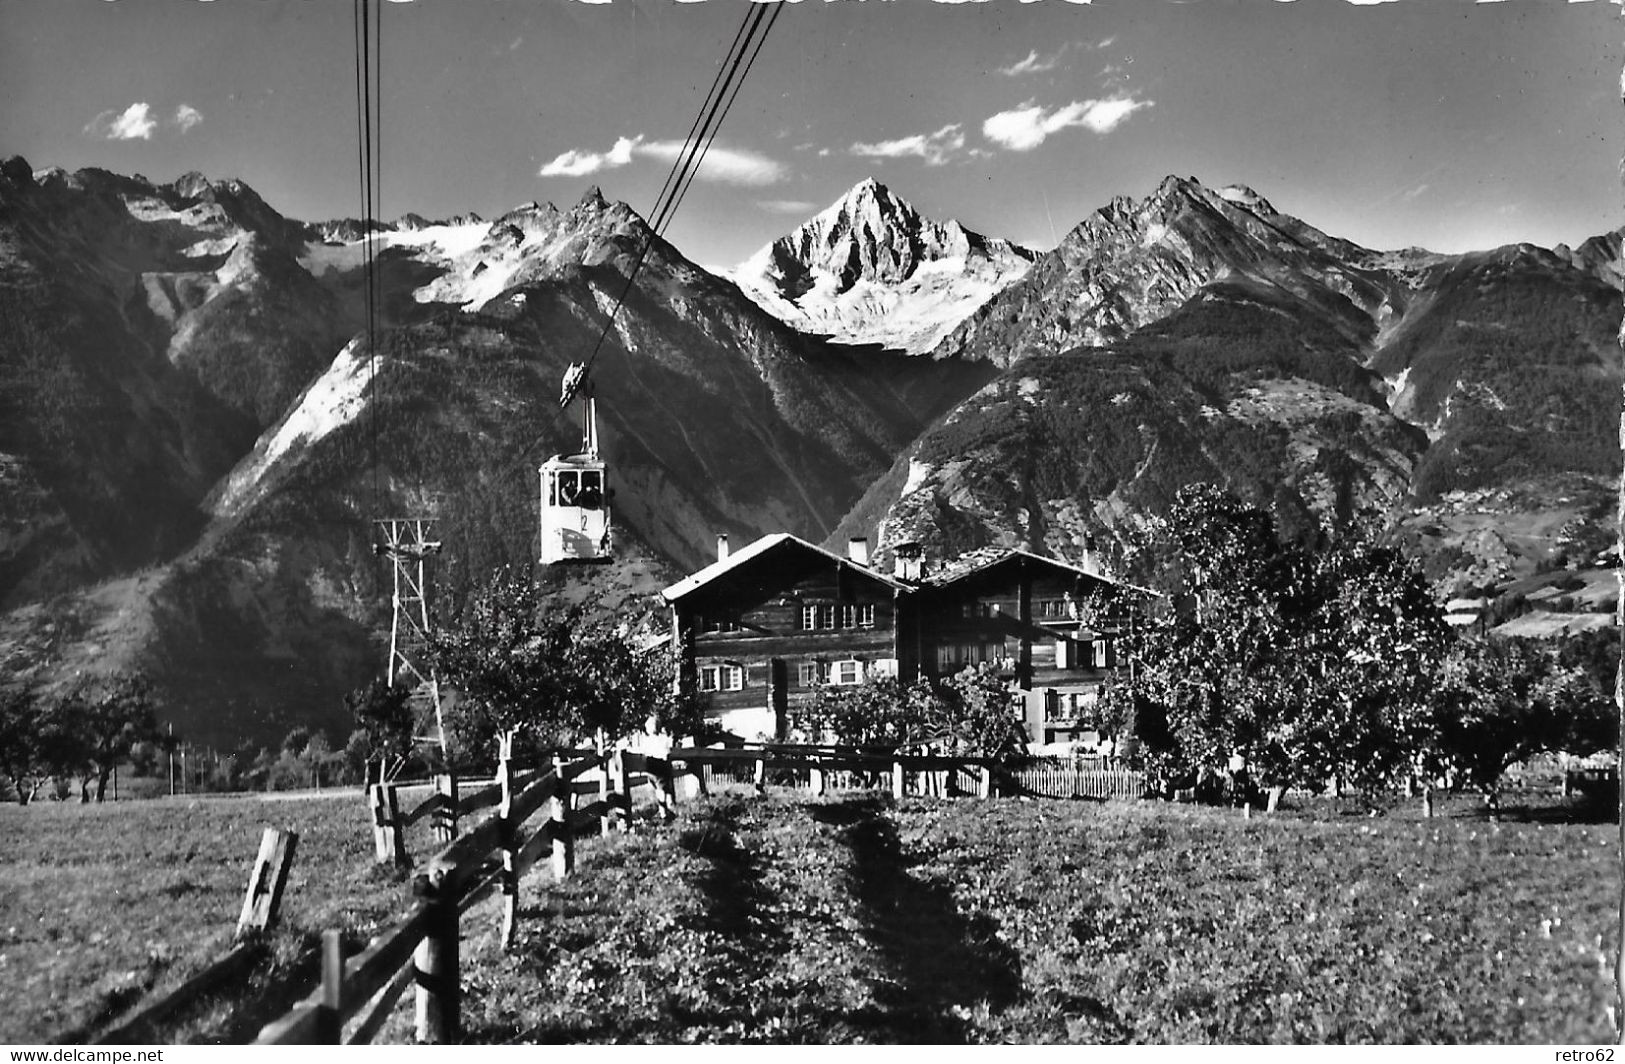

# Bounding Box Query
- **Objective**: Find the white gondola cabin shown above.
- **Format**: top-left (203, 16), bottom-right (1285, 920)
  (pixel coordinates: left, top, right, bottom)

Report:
top-left (539, 453), bottom-right (611, 564)
top-left (541, 373), bottom-right (613, 565)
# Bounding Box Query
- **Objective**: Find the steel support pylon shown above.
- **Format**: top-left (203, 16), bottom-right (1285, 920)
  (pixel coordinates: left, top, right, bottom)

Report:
top-left (375, 518), bottom-right (448, 763)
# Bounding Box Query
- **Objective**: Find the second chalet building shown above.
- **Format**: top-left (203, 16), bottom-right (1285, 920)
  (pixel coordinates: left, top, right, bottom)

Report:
top-left (660, 532), bottom-right (1149, 745)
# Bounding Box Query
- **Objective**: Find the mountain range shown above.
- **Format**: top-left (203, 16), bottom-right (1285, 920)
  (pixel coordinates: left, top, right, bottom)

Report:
top-left (0, 159), bottom-right (1617, 748)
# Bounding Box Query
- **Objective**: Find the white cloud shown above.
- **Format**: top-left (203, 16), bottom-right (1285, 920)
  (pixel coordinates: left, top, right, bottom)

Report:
top-left (982, 95), bottom-right (1151, 150)
top-left (757, 199), bottom-right (817, 214)
top-left (999, 47), bottom-right (1066, 76)
top-left (539, 135), bottom-right (786, 185)
top-left (85, 102), bottom-right (157, 141)
top-left (540, 135), bottom-right (639, 177)
top-left (849, 124), bottom-right (966, 166)
top-left (173, 104), bottom-right (203, 133)
top-left (639, 140), bottom-right (787, 185)
top-left (1401, 183), bottom-right (1430, 201)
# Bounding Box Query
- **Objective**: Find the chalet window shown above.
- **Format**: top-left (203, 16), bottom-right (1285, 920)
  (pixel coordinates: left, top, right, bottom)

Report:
top-left (801, 604), bottom-right (840, 630)
top-left (936, 645), bottom-right (957, 670)
top-left (701, 612), bottom-right (743, 634)
top-left (1039, 599), bottom-right (1075, 620)
top-left (1044, 689), bottom-right (1062, 721)
top-left (1094, 639), bottom-right (1110, 668)
top-left (1055, 637), bottom-right (1072, 669)
top-left (840, 603), bottom-right (876, 629)
top-left (698, 664), bottom-right (744, 692)
top-left (799, 660), bottom-right (835, 686)
top-left (801, 603), bottom-right (873, 630)
top-left (832, 660), bottom-right (863, 686)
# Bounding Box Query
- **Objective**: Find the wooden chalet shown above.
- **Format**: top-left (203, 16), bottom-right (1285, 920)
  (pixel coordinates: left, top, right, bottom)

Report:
top-left (907, 547), bottom-right (1143, 746)
top-left (660, 533), bottom-right (910, 741)
top-left (661, 532), bottom-right (1151, 746)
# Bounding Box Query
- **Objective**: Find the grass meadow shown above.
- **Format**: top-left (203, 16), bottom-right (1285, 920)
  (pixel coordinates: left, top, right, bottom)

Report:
top-left (1, 782), bottom-right (1616, 1044)
top-left (0, 788), bottom-right (446, 1044)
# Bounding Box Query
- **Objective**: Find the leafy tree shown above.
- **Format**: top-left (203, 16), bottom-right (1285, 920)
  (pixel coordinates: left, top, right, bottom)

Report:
top-left (68, 674), bottom-right (166, 802)
top-left (929, 664), bottom-right (1030, 760)
top-left (428, 568), bottom-right (698, 766)
top-left (1432, 637), bottom-right (1616, 810)
top-left (1113, 485), bottom-right (1449, 808)
top-left (344, 679), bottom-right (416, 784)
top-left (791, 676), bottom-right (937, 750)
top-left (790, 664), bottom-right (1026, 761)
top-left (0, 689), bottom-right (46, 805)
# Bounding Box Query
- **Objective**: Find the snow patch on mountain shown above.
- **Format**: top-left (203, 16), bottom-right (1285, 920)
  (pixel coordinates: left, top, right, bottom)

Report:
top-left (298, 221), bottom-right (488, 278)
top-left (210, 340), bottom-right (373, 519)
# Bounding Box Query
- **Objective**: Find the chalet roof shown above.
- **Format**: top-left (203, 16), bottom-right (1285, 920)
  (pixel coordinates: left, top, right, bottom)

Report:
top-left (660, 532), bottom-right (907, 603)
top-left (922, 546), bottom-right (1151, 595)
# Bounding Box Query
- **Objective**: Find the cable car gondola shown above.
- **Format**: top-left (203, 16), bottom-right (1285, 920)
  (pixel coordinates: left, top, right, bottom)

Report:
top-left (539, 362), bottom-right (612, 565)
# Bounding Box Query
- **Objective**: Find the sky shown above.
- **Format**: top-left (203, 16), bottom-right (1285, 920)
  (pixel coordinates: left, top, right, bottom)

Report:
top-left (1, 0), bottom-right (1620, 270)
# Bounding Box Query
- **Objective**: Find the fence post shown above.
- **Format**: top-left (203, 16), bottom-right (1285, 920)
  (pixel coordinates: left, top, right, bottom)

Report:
top-left (550, 753), bottom-right (575, 880)
top-left (237, 827), bottom-right (298, 939)
top-left (613, 749), bottom-right (631, 833)
top-left (891, 760), bottom-right (905, 800)
top-left (657, 760), bottom-right (679, 821)
top-left (412, 872), bottom-right (461, 1043)
top-left (371, 784), bottom-right (405, 866)
top-left (497, 736), bottom-right (519, 951)
top-left (432, 773), bottom-right (458, 844)
top-left (317, 928), bottom-right (345, 1043)
top-left (597, 741), bottom-right (614, 837)
top-left (809, 761), bottom-right (825, 796)
top-left (977, 765), bottom-right (992, 799)
top-left (753, 755), bottom-right (767, 796)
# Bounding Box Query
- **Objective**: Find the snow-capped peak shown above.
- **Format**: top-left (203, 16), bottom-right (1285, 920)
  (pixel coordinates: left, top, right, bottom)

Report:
top-left (730, 179), bottom-right (1037, 355)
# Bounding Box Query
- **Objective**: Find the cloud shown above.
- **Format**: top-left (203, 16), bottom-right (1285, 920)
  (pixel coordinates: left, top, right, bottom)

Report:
top-left (757, 199), bottom-right (817, 214)
top-left (849, 124), bottom-right (966, 166)
top-left (982, 95), bottom-right (1152, 150)
top-left (999, 47), bottom-right (1066, 76)
top-left (639, 140), bottom-right (788, 186)
top-left (1401, 183), bottom-right (1430, 201)
top-left (540, 135), bottom-right (639, 177)
top-left (173, 104), bottom-right (203, 133)
top-left (85, 102), bottom-right (157, 141)
top-left (539, 135), bottom-right (786, 185)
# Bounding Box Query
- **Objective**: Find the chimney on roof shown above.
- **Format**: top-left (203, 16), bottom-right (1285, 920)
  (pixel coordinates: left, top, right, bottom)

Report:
top-left (1079, 533), bottom-right (1098, 576)
top-left (893, 540), bottom-right (923, 583)
top-left (716, 533), bottom-right (730, 564)
top-left (847, 537), bottom-right (870, 567)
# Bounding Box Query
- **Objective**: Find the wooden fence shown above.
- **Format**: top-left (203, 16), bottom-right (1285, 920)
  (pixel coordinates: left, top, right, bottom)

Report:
top-left (255, 747), bottom-right (671, 1044)
top-left (252, 742), bottom-right (1140, 1044)
top-left (1007, 763), bottom-right (1147, 801)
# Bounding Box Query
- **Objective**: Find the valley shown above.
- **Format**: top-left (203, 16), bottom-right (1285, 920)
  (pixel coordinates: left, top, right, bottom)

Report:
top-left (0, 159), bottom-right (1617, 748)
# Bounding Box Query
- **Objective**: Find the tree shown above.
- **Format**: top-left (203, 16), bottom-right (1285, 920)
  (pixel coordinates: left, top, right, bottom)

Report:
top-left (789, 664), bottom-right (1027, 762)
top-left (1432, 637), bottom-right (1615, 810)
top-left (1112, 485), bottom-right (1450, 809)
top-left (928, 664), bottom-right (1030, 760)
top-left (69, 674), bottom-right (165, 802)
top-left (427, 568), bottom-right (697, 765)
top-left (791, 676), bottom-right (937, 750)
top-left (0, 688), bottom-right (46, 805)
top-left (344, 679), bottom-right (416, 784)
